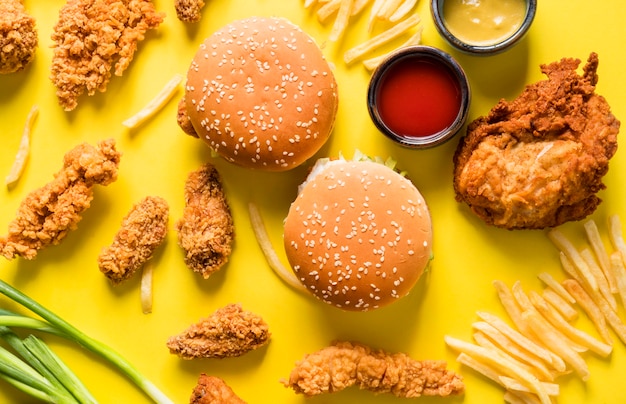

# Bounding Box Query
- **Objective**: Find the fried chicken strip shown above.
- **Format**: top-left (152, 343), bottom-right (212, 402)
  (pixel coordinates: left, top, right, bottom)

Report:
top-left (189, 374), bottom-right (246, 404)
top-left (0, 0), bottom-right (37, 74)
top-left (50, 0), bottom-right (164, 111)
top-left (0, 139), bottom-right (121, 260)
top-left (167, 303), bottom-right (270, 359)
top-left (283, 341), bottom-right (465, 398)
top-left (98, 196), bottom-right (169, 285)
top-left (453, 53), bottom-right (619, 229)
top-left (175, 163), bottom-right (234, 278)
top-left (175, 0), bottom-right (206, 23)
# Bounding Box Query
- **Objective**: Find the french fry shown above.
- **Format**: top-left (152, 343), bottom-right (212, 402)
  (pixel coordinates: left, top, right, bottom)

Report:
top-left (581, 248), bottom-right (617, 311)
top-left (328, 0), bottom-right (354, 41)
top-left (6, 105), bottom-right (39, 187)
top-left (317, 0), bottom-right (342, 23)
top-left (500, 376), bottom-right (560, 397)
top-left (389, 0), bottom-right (418, 22)
top-left (548, 228), bottom-right (599, 292)
top-left (122, 74), bottom-right (183, 129)
top-left (522, 310), bottom-right (590, 381)
top-left (529, 290), bottom-right (612, 357)
top-left (542, 288), bottom-right (578, 322)
top-left (584, 219), bottom-right (617, 293)
top-left (538, 272), bottom-right (575, 304)
top-left (493, 280), bottom-right (527, 333)
top-left (503, 390), bottom-right (541, 404)
top-left (376, 0), bottom-right (403, 20)
top-left (362, 26), bottom-right (422, 71)
top-left (562, 279), bottom-right (612, 344)
top-left (345, 13), bottom-right (421, 63)
top-left (351, 0), bottom-right (371, 15)
top-left (367, 0), bottom-right (386, 30)
top-left (304, 0), bottom-right (318, 8)
top-left (608, 214), bottom-right (626, 266)
top-left (445, 336), bottom-right (552, 404)
top-left (610, 251), bottom-right (626, 311)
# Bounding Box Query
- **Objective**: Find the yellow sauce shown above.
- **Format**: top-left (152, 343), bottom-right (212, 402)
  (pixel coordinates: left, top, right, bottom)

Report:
top-left (443, 0), bottom-right (527, 46)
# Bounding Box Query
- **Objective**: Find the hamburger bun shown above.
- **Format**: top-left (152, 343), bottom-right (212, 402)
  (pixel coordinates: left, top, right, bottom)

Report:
top-left (283, 159), bottom-right (433, 311)
top-left (180, 16), bottom-right (338, 171)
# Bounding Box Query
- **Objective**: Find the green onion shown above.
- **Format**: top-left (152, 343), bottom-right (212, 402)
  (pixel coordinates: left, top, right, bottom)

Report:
top-left (0, 279), bottom-right (173, 403)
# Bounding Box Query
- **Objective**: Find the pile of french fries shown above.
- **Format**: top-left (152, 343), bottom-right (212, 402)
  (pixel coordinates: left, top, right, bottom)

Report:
top-left (304, 0), bottom-right (424, 70)
top-left (446, 215), bottom-right (626, 404)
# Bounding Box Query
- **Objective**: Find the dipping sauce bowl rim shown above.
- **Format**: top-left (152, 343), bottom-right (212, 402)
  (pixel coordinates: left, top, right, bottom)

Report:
top-left (431, 0), bottom-right (537, 55)
top-left (367, 45), bottom-right (471, 149)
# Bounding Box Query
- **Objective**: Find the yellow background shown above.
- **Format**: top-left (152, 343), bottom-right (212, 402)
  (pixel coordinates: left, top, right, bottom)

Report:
top-left (2, 0), bottom-right (626, 403)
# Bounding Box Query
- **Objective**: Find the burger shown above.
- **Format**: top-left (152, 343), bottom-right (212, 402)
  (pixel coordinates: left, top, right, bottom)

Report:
top-left (177, 16), bottom-right (339, 171)
top-left (283, 155), bottom-right (433, 311)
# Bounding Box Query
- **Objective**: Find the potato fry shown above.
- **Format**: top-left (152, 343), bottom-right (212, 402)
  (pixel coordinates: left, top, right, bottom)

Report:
top-left (389, 0), bottom-right (418, 22)
top-left (367, 0), bottom-right (386, 30)
top-left (376, 0), bottom-right (403, 20)
top-left (610, 251), bottom-right (626, 312)
top-left (542, 288), bottom-right (578, 322)
top-left (503, 390), bottom-right (541, 404)
top-left (609, 214), bottom-right (626, 266)
top-left (548, 228), bottom-right (599, 292)
top-left (122, 74), bottom-right (183, 129)
top-left (493, 280), bottom-right (527, 332)
top-left (538, 272), bottom-right (575, 304)
top-left (317, 0), bottom-right (342, 23)
top-left (328, 0), bottom-right (354, 41)
top-left (445, 336), bottom-right (552, 404)
top-left (529, 290), bottom-right (612, 357)
top-left (304, 0), bottom-right (318, 7)
top-left (345, 13), bottom-right (421, 63)
top-left (562, 279), bottom-right (612, 344)
top-left (522, 310), bottom-right (590, 381)
top-left (581, 248), bottom-right (617, 311)
top-left (500, 376), bottom-right (560, 397)
top-left (351, 0), bottom-right (371, 15)
top-left (362, 26), bottom-right (423, 71)
top-left (584, 219), bottom-right (617, 293)
top-left (6, 105), bottom-right (39, 187)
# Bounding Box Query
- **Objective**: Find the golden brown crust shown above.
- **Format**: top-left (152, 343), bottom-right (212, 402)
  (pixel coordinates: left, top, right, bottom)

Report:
top-left (50, 0), bottom-right (164, 111)
top-left (0, 139), bottom-right (121, 260)
top-left (183, 16), bottom-right (338, 171)
top-left (282, 341), bottom-right (464, 398)
top-left (167, 303), bottom-right (270, 359)
top-left (189, 374), bottom-right (246, 404)
top-left (175, 163), bottom-right (234, 278)
top-left (98, 196), bottom-right (169, 285)
top-left (283, 160), bottom-right (432, 311)
top-left (0, 0), bottom-right (38, 74)
top-left (453, 53), bottom-right (620, 230)
top-left (175, 0), bottom-right (206, 23)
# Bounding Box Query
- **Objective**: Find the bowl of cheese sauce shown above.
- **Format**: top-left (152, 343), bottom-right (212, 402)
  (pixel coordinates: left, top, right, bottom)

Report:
top-left (367, 46), bottom-right (470, 148)
top-left (431, 0), bottom-right (537, 55)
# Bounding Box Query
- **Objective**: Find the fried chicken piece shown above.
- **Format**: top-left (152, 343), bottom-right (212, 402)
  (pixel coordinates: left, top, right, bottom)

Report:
top-left (453, 53), bottom-right (620, 230)
top-left (167, 303), bottom-right (270, 359)
top-left (98, 196), bottom-right (169, 285)
top-left (0, 0), bottom-right (38, 74)
top-left (50, 0), bottom-right (164, 111)
top-left (0, 139), bottom-right (121, 260)
top-left (175, 163), bottom-right (234, 278)
top-left (189, 374), bottom-right (246, 404)
top-left (177, 97), bottom-right (197, 137)
top-left (283, 341), bottom-right (464, 398)
top-left (175, 0), bottom-right (206, 23)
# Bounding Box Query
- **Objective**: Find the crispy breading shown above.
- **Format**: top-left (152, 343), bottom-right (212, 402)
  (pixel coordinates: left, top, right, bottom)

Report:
top-left (98, 196), bottom-right (169, 285)
top-left (0, 0), bottom-right (37, 74)
top-left (453, 53), bottom-right (620, 230)
top-left (282, 341), bottom-right (465, 398)
top-left (175, 163), bottom-right (234, 278)
top-left (0, 139), bottom-right (121, 260)
top-left (189, 374), bottom-right (246, 404)
top-left (175, 0), bottom-right (206, 23)
top-left (50, 0), bottom-right (164, 111)
top-left (167, 303), bottom-right (270, 359)
top-left (176, 96), bottom-right (198, 137)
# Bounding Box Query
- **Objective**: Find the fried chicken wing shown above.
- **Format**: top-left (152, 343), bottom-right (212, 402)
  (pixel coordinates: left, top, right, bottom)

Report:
top-left (167, 303), bottom-right (270, 359)
top-left (50, 0), bottom-right (164, 111)
top-left (98, 196), bottom-right (169, 285)
top-left (283, 341), bottom-right (465, 398)
top-left (0, 0), bottom-right (37, 74)
top-left (175, 163), bottom-right (234, 278)
top-left (453, 53), bottom-right (620, 230)
top-left (189, 374), bottom-right (246, 404)
top-left (0, 139), bottom-right (121, 260)
top-left (175, 0), bottom-right (206, 23)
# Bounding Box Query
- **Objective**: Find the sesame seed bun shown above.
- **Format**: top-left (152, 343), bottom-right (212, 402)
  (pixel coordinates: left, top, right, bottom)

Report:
top-left (182, 16), bottom-right (338, 171)
top-left (283, 159), bottom-right (433, 311)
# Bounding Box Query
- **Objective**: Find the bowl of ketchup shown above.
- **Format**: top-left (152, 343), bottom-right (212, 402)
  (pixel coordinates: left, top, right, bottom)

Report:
top-left (367, 45), bottom-right (470, 148)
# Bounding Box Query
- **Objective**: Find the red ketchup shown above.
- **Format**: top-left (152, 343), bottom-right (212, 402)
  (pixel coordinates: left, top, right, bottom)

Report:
top-left (375, 56), bottom-right (462, 138)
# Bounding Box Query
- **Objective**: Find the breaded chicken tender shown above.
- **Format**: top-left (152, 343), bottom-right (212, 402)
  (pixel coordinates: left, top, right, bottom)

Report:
top-left (175, 0), bottom-right (206, 23)
top-left (175, 163), bottom-right (234, 278)
top-left (167, 303), bottom-right (270, 359)
top-left (453, 53), bottom-right (619, 230)
top-left (0, 0), bottom-right (38, 74)
top-left (283, 341), bottom-right (464, 398)
top-left (98, 196), bottom-right (169, 285)
top-left (50, 0), bottom-right (164, 111)
top-left (189, 374), bottom-right (246, 404)
top-left (0, 139), bottom-right (121, 260)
